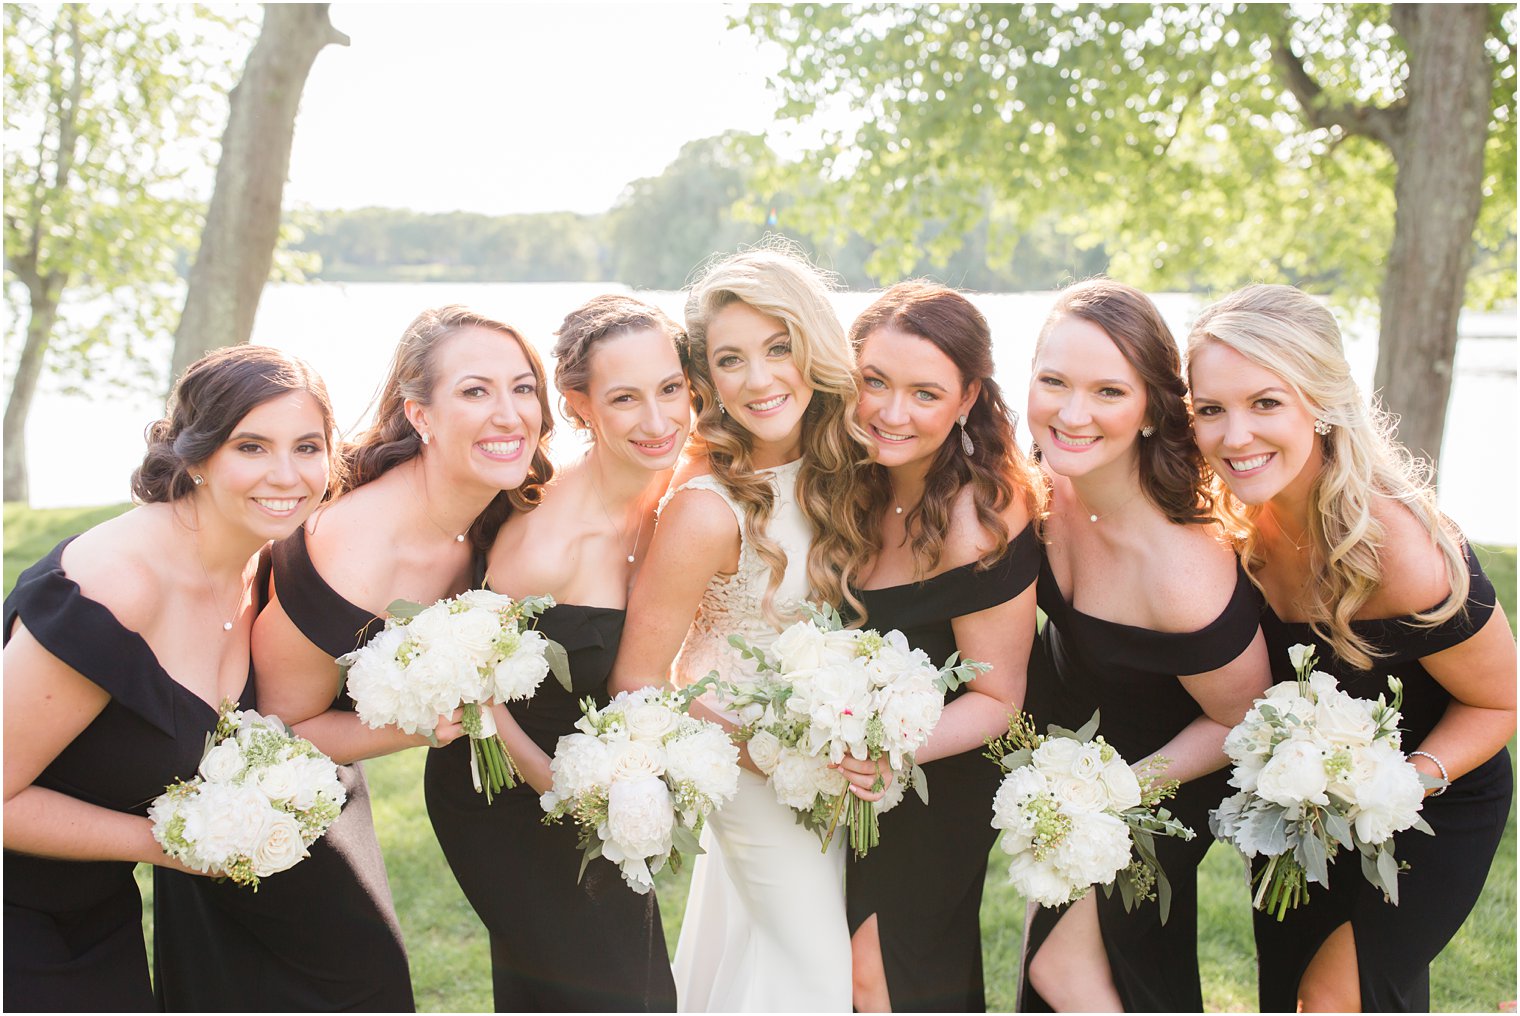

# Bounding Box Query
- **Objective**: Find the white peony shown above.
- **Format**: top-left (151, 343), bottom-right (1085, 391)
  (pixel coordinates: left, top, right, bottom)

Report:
top-left (250, 811), bottom-right (309, 877)
top-left (770, 749), bottom-right (834, 810)
top-left (547, 733), bottom-right (614, 799)
top-left (1349, 741), bottom-right (1426, 844)
top-left (663, 728), bottom-right (740, 804)
top-left (1255, 737), bottom-right (1330, 808)
top-left (198, 741), bottom-right (246, 784)
top-left (1054, 810), bottom-right (1133, 886)
top-left (491, 630), bottom-right (550, 700)
top-left (180, 783), bottom-right (271, 866)
top-left (1005, 850), bottom-right (1077, 908)
top-left (602, 776), bottom-right (675, 872)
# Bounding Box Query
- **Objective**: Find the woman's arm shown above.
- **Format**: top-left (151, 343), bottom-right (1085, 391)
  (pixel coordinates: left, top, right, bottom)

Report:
top-left (1409, 607), bottom-right (1517, 788)
top-left (1154, 628), bottom-right (1271, 784)
top-left (252, 590), bottom-right (463, 765)
top-left (3, 622), bottom-right (199, 872)
top-left (607, 488), bottom-right (739, 696)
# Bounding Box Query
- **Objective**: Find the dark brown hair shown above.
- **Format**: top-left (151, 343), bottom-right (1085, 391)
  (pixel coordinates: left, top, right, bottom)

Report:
top-left (132, 345), bottom-right (340, 504)
top-left (552, 294), bottom-right (686, 429)
top-left (849, 281), bottom-right (1045, 581)
top-left (342, 305), bottom-right (554, 549)
top-left (1037, 278), bottom-right (1214, 525)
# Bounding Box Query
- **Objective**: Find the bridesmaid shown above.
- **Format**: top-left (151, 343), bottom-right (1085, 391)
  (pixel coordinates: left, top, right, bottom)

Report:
top-left (249, 305), bottom-right (554, 1010)
top-left (3, 346), bottom-right (335, 1011)
top-left (428, 294), bottom-right (687, 1011)
top-left (608, 243), bottom-right (875, 1012)
top-left (840, 282), bottom-right (1043, 1012)
top-left (1187, 284), bottom-right (1515, 1012)
top-left (1018, 279), bottom-right (1270, 1012)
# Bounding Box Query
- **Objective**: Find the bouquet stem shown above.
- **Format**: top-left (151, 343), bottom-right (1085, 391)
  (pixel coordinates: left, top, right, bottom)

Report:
top-left (1252, 851), bottom-right (1308, 920)
top-left (845, 792), bottom-right (880, 858)
top-left (463, 703), bottom-right (520, 803)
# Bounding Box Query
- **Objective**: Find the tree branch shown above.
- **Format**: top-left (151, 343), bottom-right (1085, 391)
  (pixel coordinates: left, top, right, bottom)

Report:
top-left (1269, 19), bottom-right (1405, 148)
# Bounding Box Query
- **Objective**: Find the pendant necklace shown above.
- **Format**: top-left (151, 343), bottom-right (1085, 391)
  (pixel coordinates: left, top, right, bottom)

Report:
top-left (1071, 487), bottom-right (1138, 524)
top-left (193, 533), bottom-right (252, 633)
top-left (410, 469), bottom-right (467, 543)
top-left (593, 479), bottom-right (645, 565)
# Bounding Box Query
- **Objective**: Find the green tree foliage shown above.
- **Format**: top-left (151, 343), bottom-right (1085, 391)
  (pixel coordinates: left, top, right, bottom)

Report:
top-left (741, 4), bottom-right (1517, 459)
top-left (2, 4), bottom-right (248, 502)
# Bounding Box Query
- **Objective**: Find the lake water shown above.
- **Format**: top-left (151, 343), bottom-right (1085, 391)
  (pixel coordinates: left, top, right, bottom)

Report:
top-left (21, 281), bottom-right (1517, 544)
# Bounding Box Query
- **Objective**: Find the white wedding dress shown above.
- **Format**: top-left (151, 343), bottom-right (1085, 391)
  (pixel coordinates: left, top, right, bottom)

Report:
top-left (663, 458), bottom-right (852, 1013)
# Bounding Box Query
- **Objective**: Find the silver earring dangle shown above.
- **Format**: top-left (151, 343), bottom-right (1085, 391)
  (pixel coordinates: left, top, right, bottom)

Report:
top-left (717, 399), bottom-right (726, 415)
top-left (1313, 419), bottom-right (1333, 436)
top-left (958, 415), bottom-right (975, 456)
top-left (192, 474), bottom-right (204, 486)
top-left (1140, 425), bottom-right (1155, 438)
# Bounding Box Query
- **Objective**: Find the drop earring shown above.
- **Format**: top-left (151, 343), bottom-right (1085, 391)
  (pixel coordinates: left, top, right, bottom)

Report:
top-left (958, 415), bottom-right (974, 456)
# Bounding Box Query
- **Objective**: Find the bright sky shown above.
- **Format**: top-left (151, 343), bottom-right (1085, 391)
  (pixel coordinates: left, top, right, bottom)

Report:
top-left (282, 2), bottom-right (789, 215)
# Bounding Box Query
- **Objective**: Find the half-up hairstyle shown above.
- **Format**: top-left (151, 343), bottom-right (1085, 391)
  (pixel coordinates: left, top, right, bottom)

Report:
top-left (553, 294), bottom-right (687, 430)
top-left (133, 344), bottom-right (341, 504)
top-left (847, 281), bottom-right (1045, 586)
top-left (1037, 278), bottom-right (1214, 526)
top-left (683, 239), bottom-right (874, 621)
top-left (342, 305), bottom-right (554, 549)
top-left (1187, 284), bottom-right (1471, 670)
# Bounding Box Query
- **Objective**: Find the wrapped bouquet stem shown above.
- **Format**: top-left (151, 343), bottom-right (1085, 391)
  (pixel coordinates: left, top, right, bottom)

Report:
top-left (339, 589), bottom-right (570, 803)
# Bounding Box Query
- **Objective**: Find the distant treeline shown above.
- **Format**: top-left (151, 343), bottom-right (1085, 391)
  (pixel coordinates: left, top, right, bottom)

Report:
top-left (287, 133), bottom-right (1111, 292)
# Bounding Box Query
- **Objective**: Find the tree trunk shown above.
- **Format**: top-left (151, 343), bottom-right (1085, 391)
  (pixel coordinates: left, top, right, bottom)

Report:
top-left (1373, 4), bottom-right (1491, 466)
top-left (3, 282), bottom-right (61, 504)
top-left (170, 4), bottom-right (348, 382)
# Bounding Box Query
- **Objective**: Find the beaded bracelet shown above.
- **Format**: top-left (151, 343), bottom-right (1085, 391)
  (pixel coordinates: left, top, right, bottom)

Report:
top-left (1409, 750), bottom-right (1449, 796)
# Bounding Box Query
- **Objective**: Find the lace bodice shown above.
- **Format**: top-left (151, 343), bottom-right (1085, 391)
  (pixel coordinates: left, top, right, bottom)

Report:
top-left (659, 458), bottom-right (811, 691)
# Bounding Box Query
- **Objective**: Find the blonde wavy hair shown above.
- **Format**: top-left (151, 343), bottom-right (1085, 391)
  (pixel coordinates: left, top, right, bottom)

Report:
top-left (683, 239), bottom-right (874, 622)
top-left (1186, 284), bottom-right (1469, 670)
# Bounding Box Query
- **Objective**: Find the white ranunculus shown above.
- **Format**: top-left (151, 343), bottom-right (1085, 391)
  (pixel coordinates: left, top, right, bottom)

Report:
top-left (1098, 758), bottom-right (1143, 811)
top-left (609, 738), bottom-right (665, 782)
top-left (548, 733), bottom-right (614, 799)
top-left (663, 728), bottom-right (740, 804)
top-left (746, 729), bottom-right (783, 775)
top-left (250, 811), bottom-right (308, 876)
top-left (198, 740), bottom-right (246, 784)
top-left (1349, 741), bottom-right (1426, 844)
top-left (625, 701), bottom-right (680, 742)
top-left (1255, 737), bottom-right (1330, 808)
top-left (603, 776), bottom-right (675, 863)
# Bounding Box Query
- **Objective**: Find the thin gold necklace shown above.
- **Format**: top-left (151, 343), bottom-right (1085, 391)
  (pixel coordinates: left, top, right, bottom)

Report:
top-left (1070, 487), bottom-right (1139, 524)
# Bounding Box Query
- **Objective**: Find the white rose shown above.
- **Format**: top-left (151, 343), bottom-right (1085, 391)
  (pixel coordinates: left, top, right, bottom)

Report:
top-left (198, 741), bottom-right (246, 784)
top-left (1047, 772), bottom-right (1110, 814)
top-left (548, 733), bottom-right (614, 798)
top-left (1031, 737), bottom-right (1081, 776)
top-left (253, 759), bottom-right (304, 803)
top-left (603, 775), bottom-right (675, 860)
top-left (1098, 758), bottom-right (1143, 811)
top-left (1349, 742), bottom-right (1426, 844)
top-left (1255, 738), bottom-right (1330, 808)
top-left (450, 608), bottom-right (503, 662)
top-left (609, 739), bottom-right (666, 782)
top-left (625, 702), bottom-right (680, 742)
top-left (456, 588), bottom-right (515, 611)
top-left (771, 621), bottom-right (832, 671)
top-left (250, 811), bottom-right (309, 877)
top-left (1312, 688), bottom-right (1379, 750)
top-left (405, 603), bottom-right (458, 646)
top-left (181, 783), bottom-right (271, 865)
top-left (746, 729), bottom-right (783, 775)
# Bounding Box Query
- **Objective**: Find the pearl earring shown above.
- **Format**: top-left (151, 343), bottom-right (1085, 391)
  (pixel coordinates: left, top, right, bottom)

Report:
top-left (1313, 419), bottom-right (1333, 436)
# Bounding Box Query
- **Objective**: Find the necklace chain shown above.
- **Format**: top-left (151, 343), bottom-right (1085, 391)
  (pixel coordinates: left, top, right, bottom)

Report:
top-left (1071, 487), bottom-right (1138, 524)
top-left (592, 476), bottom-right (646, 565)
top-left (192, 530), bottom-right (252, 633)
top-left (409, 468), bottom-right (466, 544)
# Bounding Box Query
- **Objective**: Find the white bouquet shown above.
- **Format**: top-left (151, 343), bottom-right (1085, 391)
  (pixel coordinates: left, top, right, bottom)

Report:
top-left (1210, 643), bottom-right (1436, 918)
top-left (338, 589), bottom-right (570, 803)
top-left (726, 603), bottom-right (988, 858)
top-left (987, 712), bottom-right (1194, 919)
top-left (540, 679), bottom-right (740, 894)
top-left (149, 702), bottom-right (346, 889)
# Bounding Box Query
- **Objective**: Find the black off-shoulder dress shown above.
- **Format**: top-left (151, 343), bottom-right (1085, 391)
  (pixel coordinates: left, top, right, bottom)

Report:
top-left (1252, 545), bottom-right (1512, 1012)
top-left (845, 522), bottom-right (1041, 1012)
top-left (425, 601), bottom-right (678, 1012)
top-left (3, 537), bottom-right (248, 1013)
top-left (1018, 549), bottom-right (1263, 1012)
top-left (150, 525), bottom-right (415, 1010)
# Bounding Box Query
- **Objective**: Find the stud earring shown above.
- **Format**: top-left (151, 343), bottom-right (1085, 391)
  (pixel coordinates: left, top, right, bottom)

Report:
top-left (192, 474), bottom-right (204, 486)
top-left (958, 415), bottom-right (975, 456)
top-left (1140, 425), bottom-right (1155, 438)
top-left (1313, 419), bottom-right (1333, 436)
top-left (420, 431), bottom-right (431, 445)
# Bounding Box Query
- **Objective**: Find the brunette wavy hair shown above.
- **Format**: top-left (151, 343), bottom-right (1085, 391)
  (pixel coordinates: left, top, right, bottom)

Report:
top-left (683, 239), bottom-right (874, 621)
top-left (1036, 278), bottom-right (1214, 526)
top-left (846, 281), bottom-right (1045, 587)
top-left (1188, 284), bottom-right (1471, 670)
top-left (133, 345), bottom-right (341, 504)
top-left (342, 305), bottom-right (554, 550)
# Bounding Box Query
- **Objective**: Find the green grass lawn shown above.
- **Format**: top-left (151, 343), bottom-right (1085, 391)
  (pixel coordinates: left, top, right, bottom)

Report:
top-left (7, 504), bottom-right (1516, 1012)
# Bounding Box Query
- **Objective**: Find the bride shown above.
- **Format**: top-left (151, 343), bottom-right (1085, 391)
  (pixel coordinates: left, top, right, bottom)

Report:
top-left (608, 241), bottom-right (875, 1012)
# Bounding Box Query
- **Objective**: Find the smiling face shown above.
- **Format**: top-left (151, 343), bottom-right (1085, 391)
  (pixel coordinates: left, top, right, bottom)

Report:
top-left (1188, 341), bottom-right (1323, 506)
top-left (408, 325), bottom-right (545, 495)
top-left (1027, 314), bottom-right (1149, 480)
top-left (194, 391), bottom-right (330, 541)
top-left (566, 326), bottom-right (690, 472)
top-left (856, 326), bottom-right (978, 470)
top-left (706, 300), bottom-right (813, 461)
